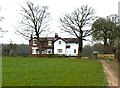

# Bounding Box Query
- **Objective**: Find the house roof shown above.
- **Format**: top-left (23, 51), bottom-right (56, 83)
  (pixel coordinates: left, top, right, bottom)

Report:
top-left (53, 37), bottom-right (68, 43)
top-left (64, 38), bottom-right (78, 43)
top-left (54, 37), bottom-right (78, 43)
top-left (40, 37), bottom-right (54, 41)
top-left (31, 37), bottom-right (78, 43)
top-left (32, 37), bottom-right (54, 41)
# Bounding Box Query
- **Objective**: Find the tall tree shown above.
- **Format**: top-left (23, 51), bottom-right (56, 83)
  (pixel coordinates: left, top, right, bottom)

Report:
top-left (81, 43), bottom-right (104, 58)
top-left (91, 18), bottom-right (117, 54)
top-left (17, 1), bottom-right (50, 54)
top-left (107, 14), bottom-right (120, 60)
top-left (116, 25), bottom-right (120, 61)
top-left (59, 5), bottom-right (96, 57)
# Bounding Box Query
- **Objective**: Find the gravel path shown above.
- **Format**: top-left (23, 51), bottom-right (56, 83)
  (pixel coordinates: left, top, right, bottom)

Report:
top-left (101, 60), bottom-right (119, 88)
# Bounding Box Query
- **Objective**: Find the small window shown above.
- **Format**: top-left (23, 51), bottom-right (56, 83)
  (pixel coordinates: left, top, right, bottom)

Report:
top-left (57, 49), bottom-right (62, 53)
top-left (74, 49), bottom-right (76, 53)
top-left (32, 49), bottom-right (36, 54)
top-left (36, 49), bottom-right (39, 54)
top-left (32, 49), bottom-right (39, 54)
top-left (33, 40), bottom-right (37, 45)
top-left (59, 41), bottom-right (61, 44)
top-left (48, 50), bottom-right (51, 54)
top-left (66, 46), bottom-right (70, 48)
top-left (48, 41), bottom-right (52, 46)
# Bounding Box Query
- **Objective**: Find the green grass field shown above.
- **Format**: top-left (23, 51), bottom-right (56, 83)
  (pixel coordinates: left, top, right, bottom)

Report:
top-left (0, 57), bottom-right (2, 87)
top-left (2, 56), bottom-right (107, 86)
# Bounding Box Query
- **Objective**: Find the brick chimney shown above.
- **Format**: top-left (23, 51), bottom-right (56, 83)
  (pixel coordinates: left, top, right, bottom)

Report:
top-left (55, 33), bottom-right (58, 38)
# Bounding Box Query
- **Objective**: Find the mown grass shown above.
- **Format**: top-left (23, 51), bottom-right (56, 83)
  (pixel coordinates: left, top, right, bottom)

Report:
top-left (2, 56), bottom-right (107, 86)
top-left (0, 57), bottom-right (2, 87)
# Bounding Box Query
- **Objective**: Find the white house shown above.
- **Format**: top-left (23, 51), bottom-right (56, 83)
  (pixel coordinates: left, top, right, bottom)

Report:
top-left (29, 33), bottom-right (79, 56)
top-left (54, 37), bottom-right (78, 56)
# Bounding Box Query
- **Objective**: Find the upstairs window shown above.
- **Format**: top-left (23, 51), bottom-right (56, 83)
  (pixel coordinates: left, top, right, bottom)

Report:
top-left (33, 39), bottom-right (37, 45)
top-left (59, 41), bottom-right (61, 44)
top-left (48, 41), bottom-right (52, 46)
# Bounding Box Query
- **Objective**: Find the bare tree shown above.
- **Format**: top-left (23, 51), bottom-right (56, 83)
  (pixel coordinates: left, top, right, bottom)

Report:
top-left (59, 5), bottom-right (96, 57)
top-left (0, 16), bottom-right (4, 32)
top-left (0, 6), bottom-right (7, 38)
top-left (17, 1), bottom-right (50, 54)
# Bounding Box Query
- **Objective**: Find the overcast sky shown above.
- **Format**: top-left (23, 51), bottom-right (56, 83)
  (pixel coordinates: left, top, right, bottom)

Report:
top-left (0, 0), bottom-right (119, 45)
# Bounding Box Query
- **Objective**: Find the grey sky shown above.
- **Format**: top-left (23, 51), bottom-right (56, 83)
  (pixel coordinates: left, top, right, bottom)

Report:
top-left (0, 0), bottom-right (119, 44)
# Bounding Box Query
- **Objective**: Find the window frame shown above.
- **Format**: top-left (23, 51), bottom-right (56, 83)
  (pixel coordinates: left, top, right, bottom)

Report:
top-left (59, 41), bottom-right (61, 44)
top-left (48, 40), bottom-right (52, 46)
top-left (74, 49), bottom-right (76, 53)
top-left (57, 49), bottom-right (62, 53)
top-left (33, 39), bottom-right (37, 45)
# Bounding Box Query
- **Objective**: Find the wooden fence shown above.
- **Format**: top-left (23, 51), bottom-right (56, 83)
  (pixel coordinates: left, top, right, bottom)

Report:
top-left (98, 54), bottom-right (114, 59)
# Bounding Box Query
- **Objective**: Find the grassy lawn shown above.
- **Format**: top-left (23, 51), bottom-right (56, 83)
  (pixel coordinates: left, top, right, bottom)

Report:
top-left (2, 56), bottom-right (107, 86)
top-left (0, 57), bottom-right (2, 87)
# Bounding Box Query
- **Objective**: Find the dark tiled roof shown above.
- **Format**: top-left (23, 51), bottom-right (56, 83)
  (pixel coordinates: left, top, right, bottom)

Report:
top-left (53, 37), bottom-right (68, 43)
top-left (64, 38), bottom-right (78, 43)
top-left (40, 37), bottom-right (54, 41)
top-left (32, 37), bottom-right (78, 43)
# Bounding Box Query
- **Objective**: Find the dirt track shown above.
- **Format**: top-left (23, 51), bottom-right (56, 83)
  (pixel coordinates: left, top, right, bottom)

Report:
top-left (101, 60), bottom-right (119, 87)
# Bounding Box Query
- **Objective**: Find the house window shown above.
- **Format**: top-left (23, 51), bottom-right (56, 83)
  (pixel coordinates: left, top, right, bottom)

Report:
top-left (33, 40), bottom-right (37, 45)
top-left (32, 48), bottom-right (39, 54)
top-left (59, 41), bottom-right (61, 44)
top-left (48, 41), bottom-right (52, 46)
top-left (32, 49), bottom-right (36, 54)
top-left (74, 49), bottom-right (76, 53)
top-left (66, 46), bottom-right (70, 48)
top-left (48, 50), bottom-right (51, 54)
top-left (36, 49), bottom-right (39, 54)
top-left (57, 49), bottom-right (62, 53)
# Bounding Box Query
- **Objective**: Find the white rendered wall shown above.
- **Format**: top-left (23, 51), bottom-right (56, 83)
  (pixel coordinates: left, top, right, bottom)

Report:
top-left (66, 43), bottom-right (78, 56)
top-left (54, 39), bottom-right (66, 55)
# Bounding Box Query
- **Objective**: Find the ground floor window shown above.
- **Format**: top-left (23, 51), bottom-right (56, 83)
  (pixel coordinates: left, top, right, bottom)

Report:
top-left (32, 49), bottom-right (36, 54)
top-left (32, 49), bottom-right (39, 54)
top-left (48, 50), bottom-right (51, 54)
top-left (74, 49), bottom-right (76, 53)
top-left (57, 49), bottom-right (62, 53)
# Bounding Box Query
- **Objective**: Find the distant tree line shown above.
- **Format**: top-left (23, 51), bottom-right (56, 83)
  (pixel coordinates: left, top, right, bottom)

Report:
top-left (81, 42), bottom-right (116, 58)
top-left (2, 43), bottom-right (103, 58)
top-left (2, 43), bottom-right (29, 56)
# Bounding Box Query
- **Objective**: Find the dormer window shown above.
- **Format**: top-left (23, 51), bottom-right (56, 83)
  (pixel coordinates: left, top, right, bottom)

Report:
top-left (48, 40), bottom-right (52, 46)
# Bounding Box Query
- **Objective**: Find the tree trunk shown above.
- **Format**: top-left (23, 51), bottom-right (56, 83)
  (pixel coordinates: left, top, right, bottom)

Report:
top-left (117, 42), bottom-right (120, 62)
top-left (104, 38), bottom-right (108, 54)
top-left (36, 33), bottom-right (41, 55)
top-left (78, 36), bottom-right (83, 58)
